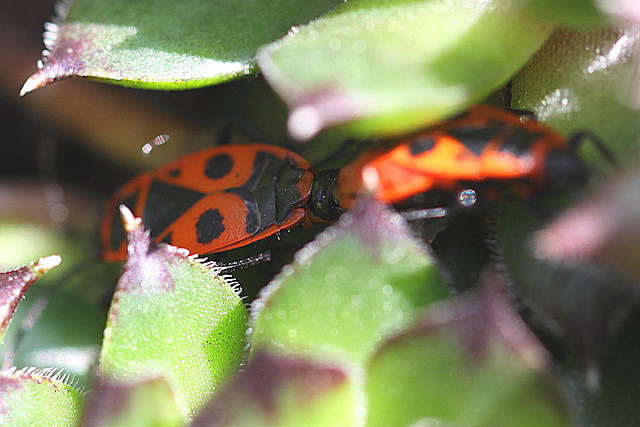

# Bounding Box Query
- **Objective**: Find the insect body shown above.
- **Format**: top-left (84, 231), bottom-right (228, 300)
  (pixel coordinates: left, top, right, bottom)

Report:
top-left (100, 144), bottom-right (342, 262)
top-left (102, 106), bottom-right (611, 261)
top-left (338, 105), bottom-right (602, 210)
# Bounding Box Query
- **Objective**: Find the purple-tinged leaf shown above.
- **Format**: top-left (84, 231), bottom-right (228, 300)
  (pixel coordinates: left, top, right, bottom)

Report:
top-left (80, 376), bottom-right (181, 427)
top-left (0, 366), bottom-right (83, 426)
top-left (192, 350), bottom-right (357, 426)
top-left (20, 0), bottom-right (342, 94)
top-left (251, 197), bottom-right (448, 366)
top-left (257, 0), bottom-right (553, 140)
top-left (99, 207), bottom-right (248, 420)
top-left (0, 255), bottom-right (61, 341)
top-left (534, 166), bottom-right (640, 281)
top-left (365, 277), bottom-right (569, 426)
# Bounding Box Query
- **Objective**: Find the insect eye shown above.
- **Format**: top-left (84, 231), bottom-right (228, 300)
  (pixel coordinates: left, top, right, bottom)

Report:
top-left (408, 137), bottom-right (436, 156)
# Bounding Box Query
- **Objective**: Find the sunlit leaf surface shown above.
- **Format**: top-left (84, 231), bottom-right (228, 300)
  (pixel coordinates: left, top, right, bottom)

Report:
top-left (21, 0), bottom-right (342, 93)
top-left (99, 208), bottom-right (248, 419)
top-left (258, 0), bottom-right (553, 140)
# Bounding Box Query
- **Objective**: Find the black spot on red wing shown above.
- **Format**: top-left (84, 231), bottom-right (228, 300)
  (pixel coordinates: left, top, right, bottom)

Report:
top-left (109, 191), bottom-right (139, 251)
top-left (143, 180), bottom-right (206, 238)
top-left (499, 129), bottom-right (543, 157)
top-left (408, 137), bottom-right (436, 156)
top-left (196, 209), bottom-right (225, 244)
top-left (205, 153), bottom-right (233, 180)
top-left (447, 120), bottom-right (506, 156)
top-left (167, 168), bottom-right (181, 178)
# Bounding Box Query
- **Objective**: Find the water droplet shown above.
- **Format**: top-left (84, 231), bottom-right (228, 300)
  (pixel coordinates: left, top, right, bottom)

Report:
top-left (458, 189), bottom-right (477, 207)
top-left (385, 246), bottom-right (407, 264)
top-left (49, 203), bottom-right (69, 223)
top-left (353, 40), bottom-right (366, 53)
top-left (281, 265), bottom-right (294, 277)
top-left (351, 294), bottom-right (362, 308)
top-left (325, 272), bottom-right (337, 285)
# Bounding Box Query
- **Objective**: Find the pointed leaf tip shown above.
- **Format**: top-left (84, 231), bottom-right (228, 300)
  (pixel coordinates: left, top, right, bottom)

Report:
top-left (119, 204), bottom-right (141, 233)
top-left (0, 256), bottom-right (61, 343)
top-left (19, 76), bottom-right (43, 97)
top-left (31, 255), bottom-right (62, 278)
top-left (22, 1), bottom-right (344, 91)
top-left (101, 205), bottom-right (248, 417)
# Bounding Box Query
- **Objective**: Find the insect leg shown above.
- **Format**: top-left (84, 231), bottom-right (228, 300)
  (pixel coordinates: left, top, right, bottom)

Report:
top-left (212, 251), bottom-right (272, 272)
top-left (313, 138), bottom-right (370, 169)
top-left (503, 82), bottom-right (538, 120)
top-left (400, 207), bottom-right (449, 221)
top-left (216, 117), bottom-right (271, 146)
top-left (567, 131), bottom-right (619, 167)
top-left (399, 188), bottom-right (478, 221)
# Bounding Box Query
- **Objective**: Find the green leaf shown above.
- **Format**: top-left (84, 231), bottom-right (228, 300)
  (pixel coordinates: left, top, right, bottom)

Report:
top-left (6, 288), bottom-right (109, 389)
top-left (511, 28), bottom-right (640, 167)
top-left (257, 0), bottom-right (554, 141)
top-left (192, 350), bottom-right (358, 426)
top-left (524, 0), bottom-right (609, 27)
top-left (0, 367), bottom-right (84, 426)
top-left (21, 0), bottom-right (342, 94)
top-left (365, 287), bottom-right (570, 426)
top-left (98, 208), bottom-right (248, 420)
top-left (3, 259), bottom-right (119, 388)
top-left (0, 255), bottom-right (61, 342)
top-left (80, 376), bottom-right (182, 427)
top-left (0, 219), bottom-right (81, 276)
top-left (251, 198), bottom-right (448, 366)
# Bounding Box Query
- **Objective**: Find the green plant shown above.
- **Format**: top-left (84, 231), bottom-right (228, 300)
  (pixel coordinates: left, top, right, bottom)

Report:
top-left (1, 0), bottom-right (640, 425)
